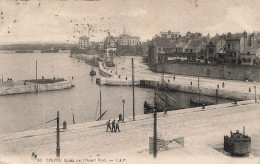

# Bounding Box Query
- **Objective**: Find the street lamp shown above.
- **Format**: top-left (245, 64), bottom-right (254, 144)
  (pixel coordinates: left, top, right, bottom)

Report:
top-left (122, 99), bottom-right (125, 122)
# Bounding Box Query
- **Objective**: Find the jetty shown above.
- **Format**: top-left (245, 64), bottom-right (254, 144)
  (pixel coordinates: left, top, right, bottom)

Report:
top-left (0, 78), bottom-right (74, 95)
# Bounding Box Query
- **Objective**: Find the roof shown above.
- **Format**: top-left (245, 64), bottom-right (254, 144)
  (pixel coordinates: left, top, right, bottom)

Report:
top-left (226, 33), bottom-right (244, 41)
top-left (186, 40), bottom-right (203, 49)
top-left (241, 47), bottom-right (260, 54)
top-left (79, 36), bottom-right (89, 40)
top-left (153, 37), bottom-right (171, 46)
top-left (176, 41), bottom-right (189, 48)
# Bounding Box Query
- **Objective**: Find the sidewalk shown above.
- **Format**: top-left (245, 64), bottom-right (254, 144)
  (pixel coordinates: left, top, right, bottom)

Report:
top-left (0, 100), bottom-right (259, 164)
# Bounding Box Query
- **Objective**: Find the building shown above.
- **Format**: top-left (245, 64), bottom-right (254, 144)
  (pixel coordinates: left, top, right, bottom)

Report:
top-left (117, 27), bottom-right (141, 46)
top-left (225, 32), bottom-right (247, 64)
top-left (160, 30), bottom-right (180, 41)
top-left (206, 34), bottom-right (226, 64)
top-left (79, 36), bottom-right (90, 49)
top-left (240, 47), bottom-right (260, 65)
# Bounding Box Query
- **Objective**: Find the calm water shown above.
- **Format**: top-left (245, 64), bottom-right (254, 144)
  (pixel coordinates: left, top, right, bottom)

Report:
top-left (0, 52), bottom-right (231, 134)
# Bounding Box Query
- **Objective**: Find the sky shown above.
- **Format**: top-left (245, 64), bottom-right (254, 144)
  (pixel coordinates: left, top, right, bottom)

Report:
top-left (0, 0), bottom-right (260, 44)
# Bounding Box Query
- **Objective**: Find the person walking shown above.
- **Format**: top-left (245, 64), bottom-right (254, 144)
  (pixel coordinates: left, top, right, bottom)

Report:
top-left (222, 82), bottom-right (225, 88)
top-left (106, 119), bottom-right (111, 132)
top-left (115, 120), bottom-right (120, 132)
top-left (111, 119), bottom-right (116, 133)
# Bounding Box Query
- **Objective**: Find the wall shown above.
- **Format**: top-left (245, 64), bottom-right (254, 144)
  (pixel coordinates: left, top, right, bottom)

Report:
top-left (155, 63), bottom-right (260, 82)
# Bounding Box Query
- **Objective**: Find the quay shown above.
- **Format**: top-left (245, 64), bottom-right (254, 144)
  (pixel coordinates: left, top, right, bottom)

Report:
top-left (0, 100), bottom-right (259, 164)
top-left (0, 79), bottom-right (74, 96)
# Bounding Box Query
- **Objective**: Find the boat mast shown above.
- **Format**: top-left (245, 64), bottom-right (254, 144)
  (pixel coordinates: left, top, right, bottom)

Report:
top-left (132, 58), bottom-right (135, 121)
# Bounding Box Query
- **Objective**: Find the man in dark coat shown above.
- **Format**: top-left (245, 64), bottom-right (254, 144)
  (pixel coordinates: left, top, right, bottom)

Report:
top-left (115, 120), bottom-right (120, 132)
top-left (111, 119), bottom-right (116, 132)
top-left (106, 119), bottom-right (111, 132)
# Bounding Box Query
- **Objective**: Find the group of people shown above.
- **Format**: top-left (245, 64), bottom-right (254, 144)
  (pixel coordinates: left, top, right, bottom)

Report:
top-left (106, 119), bottom-right (120, 133)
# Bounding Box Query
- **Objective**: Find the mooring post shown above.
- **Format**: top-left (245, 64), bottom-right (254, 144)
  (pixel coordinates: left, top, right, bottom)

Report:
top-left (1, 74), bottom-right (3, 82)
top-left (254, 86), bottom-right (257, 103)
top-left (56, 111), bottom-right (60, 158)
top-left (132, 58), bottom-right (135, 121)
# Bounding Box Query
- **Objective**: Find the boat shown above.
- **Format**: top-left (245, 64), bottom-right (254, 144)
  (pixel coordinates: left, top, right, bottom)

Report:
top-left (190, 98), bottom-right (214, 107)
top-left (90, 63), bottom-right (96, 76)
top-left (90, 70), bottom-right (96, 76)
top-left (224, 129), bottom-right (251, 156)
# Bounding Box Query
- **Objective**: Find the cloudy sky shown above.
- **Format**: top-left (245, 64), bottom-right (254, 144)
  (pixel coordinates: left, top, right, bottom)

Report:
top-left (0, 0), bottom-right (260, 44)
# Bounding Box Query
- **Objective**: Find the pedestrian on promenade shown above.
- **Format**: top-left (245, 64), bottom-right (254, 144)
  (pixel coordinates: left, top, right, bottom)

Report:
top-left (106, 119), bottom-right (111, 132)
top-left (115, 120), bottom-right (120, 132)
top-left (222, 82), bottom-right (225, 88)
top-left (217, 84), bottom-right (219, 89)
top-left (249, 87), bottom-right (251, 92)
top-left (173, 75), bottom-right (175, 81)
top-left (190, 81), bottom-right (192, 85)
top-left (126, 77), bottom-right (127, 80)
top-left (111, 119), bottom-right (116, 132)
top-left (168, 79), bottom-right (170, 83)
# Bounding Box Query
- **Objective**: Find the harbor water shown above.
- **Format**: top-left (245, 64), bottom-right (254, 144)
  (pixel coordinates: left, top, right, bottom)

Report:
top-left (0, 52), bottom-right (231, 134)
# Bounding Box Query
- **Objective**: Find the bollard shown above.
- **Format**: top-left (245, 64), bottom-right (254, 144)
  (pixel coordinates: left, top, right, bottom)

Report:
top-left (249, 87), bottom-right (251, 92)
top-left (190, 81), bottom-right (192, 86)
top-left (63, 121), bottom-right (67, 130)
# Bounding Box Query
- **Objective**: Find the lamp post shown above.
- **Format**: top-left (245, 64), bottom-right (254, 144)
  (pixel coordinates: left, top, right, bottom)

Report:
top-left (122, 99), bottom-right (125, 122)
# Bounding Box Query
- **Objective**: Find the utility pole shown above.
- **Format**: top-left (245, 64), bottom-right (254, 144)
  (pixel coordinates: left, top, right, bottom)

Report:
top-left (132, 58), bottom-right (135, 121)
top-left (153, 92), bottom-right (157, 158)
top-left (254, 86), bottom-right (257, 103)
top-left (198, 76), bottom-right (200, 88)
top-left (56, 111), bottom-right (60, 158)
top-left (36, 60), bottom-right (38, 79)
top-left (100, 90), bottom-right (102, 120)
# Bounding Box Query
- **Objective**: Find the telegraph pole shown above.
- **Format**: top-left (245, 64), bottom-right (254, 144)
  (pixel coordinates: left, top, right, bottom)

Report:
top-left (153, 92), bottom-right (157, 158)
top-left (132, 58), bottom-right (135, 121)
top-left (100, 90), bottom-right (102, 120)
top-left (36, 60), bottom-right (38, 79)
top-left (56, 111), bottom-right (60, 158)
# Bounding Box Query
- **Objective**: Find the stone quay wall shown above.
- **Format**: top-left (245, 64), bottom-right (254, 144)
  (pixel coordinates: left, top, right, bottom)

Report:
top-left (154, 63), bottom-right (260, 82)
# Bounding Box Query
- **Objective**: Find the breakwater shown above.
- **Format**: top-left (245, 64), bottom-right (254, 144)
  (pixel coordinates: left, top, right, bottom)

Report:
top-left (0, 80), bottom-right (73, 95)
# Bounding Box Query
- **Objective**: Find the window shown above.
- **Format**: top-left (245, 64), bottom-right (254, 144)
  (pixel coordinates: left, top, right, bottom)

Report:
top-left (158, 47), bottom-right (161, 51)
top-left (228, 44), bottom-right (231, 49)
top-left (258, 40), bottom-right (260, 44)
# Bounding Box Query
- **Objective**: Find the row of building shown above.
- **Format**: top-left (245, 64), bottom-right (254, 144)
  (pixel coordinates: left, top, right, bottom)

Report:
top-left (78, 27), bottom-right (141, 52)
top-left (148, 30), bottom-right (260, 66)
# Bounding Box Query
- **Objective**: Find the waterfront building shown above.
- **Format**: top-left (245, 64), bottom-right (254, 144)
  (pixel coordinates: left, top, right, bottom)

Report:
top-left (206, 34), bottom-right (226, 64)
top-left (225, 32), bottom-right (248, 64)
top-left (117, 27), bottom-right (141, 46)
top-left (104, 32), bottom-right (117, 51)
top-left (160, 30), bottom-right (180, 41)
top-left (79, 36), bottom-right (90, 49)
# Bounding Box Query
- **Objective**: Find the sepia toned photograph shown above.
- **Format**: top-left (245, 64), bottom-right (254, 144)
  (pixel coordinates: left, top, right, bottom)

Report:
top-left (0, 0), bottom-right (260, 163)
